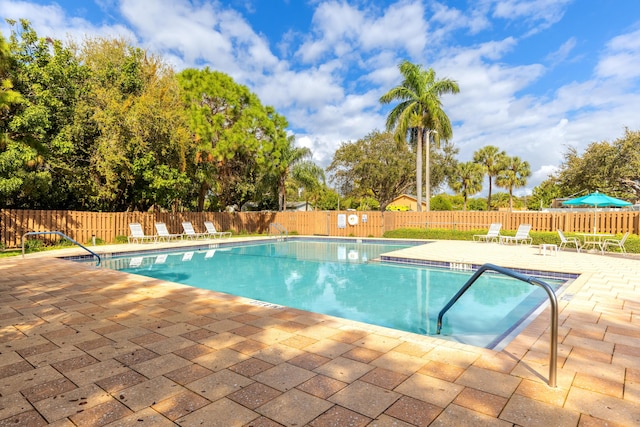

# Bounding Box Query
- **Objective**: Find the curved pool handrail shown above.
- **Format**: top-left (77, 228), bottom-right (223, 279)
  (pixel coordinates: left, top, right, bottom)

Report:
top-left (22, 231), bottom-right (101, 266)
top-left (269, 222), bottom-right (288, 237)
top-left (436, 263), bottom-right (558, 387)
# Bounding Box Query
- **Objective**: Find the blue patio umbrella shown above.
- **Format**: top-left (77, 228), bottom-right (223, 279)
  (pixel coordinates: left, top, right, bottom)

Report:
top-left (563, 191), bottom-right (631, 232)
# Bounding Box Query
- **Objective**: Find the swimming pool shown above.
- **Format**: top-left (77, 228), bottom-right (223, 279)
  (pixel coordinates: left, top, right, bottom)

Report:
top-left (97, 239), bottom-right (566, 349)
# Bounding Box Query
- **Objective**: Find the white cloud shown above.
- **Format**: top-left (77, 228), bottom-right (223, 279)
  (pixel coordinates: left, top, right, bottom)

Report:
top-left (254, 64), bottom-right (344, 110)
top-left (596, 28), bottom-right (640, 80)
top-left (492, 0), bottom-right (573, 33)
top-left (1, 0), bottom-right (136, 42)
top-left (118, 0), bottom-right (279, 80)
top-left (546, 37), bottom-right (577, 65)
top-left (429, 1), bottom-right (491, 42)
top-left (359, 0), bottom-right (427, 57)
top-left (297, 0), bottom-right (427, 63)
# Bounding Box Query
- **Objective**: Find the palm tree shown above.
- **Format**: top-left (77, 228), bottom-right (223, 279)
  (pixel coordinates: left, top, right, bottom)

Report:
top-left (379, 61), bottom-right (459, 211)
top-left (277, 135), bottom-right (311, 211)
top-left (451, 161), bottom-right (484, 210)
top-left (496, 156), bottom-right (531, 211)
top-left (291, 160), bottom-right (325, 211)
top-left (473, 145), bottom-right (506, 210)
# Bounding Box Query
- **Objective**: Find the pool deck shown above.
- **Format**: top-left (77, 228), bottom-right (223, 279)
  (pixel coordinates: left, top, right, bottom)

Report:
top-left (1, 237), bottom-right (639, 426)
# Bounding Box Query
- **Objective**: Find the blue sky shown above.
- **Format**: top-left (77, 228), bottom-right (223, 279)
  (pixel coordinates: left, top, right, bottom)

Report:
top-left (3, 0), bottom-right (640, 194)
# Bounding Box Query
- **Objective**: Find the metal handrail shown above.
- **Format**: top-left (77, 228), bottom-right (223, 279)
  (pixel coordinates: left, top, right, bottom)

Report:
top-left (22, 231), bottom-right (101, 266)
top-left (436, 263), bottom-right (558, 387)
top-left (269, 222), bottom-right (288, 237)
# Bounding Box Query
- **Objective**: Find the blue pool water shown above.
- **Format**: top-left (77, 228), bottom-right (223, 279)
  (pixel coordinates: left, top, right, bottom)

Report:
top-left (98, 240), bottom-right (565, 349)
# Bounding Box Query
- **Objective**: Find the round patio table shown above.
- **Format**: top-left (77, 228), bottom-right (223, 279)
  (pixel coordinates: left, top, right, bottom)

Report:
top-left (578, 233), bottom-right (613, 254)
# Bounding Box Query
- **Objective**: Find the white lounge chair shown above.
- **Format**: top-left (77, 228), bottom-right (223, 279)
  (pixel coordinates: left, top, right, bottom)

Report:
top-left (182, 221), bottom-right (207, 239)
top-left (473, 223), bottom-right (502, 243)
top-left (204, 221), bottom-right (231, 238)
top-left (500, 224), bottom-right (533, 245)
top-left (155, 222), bottom-right (182, 241)
top-left (603, 231), bottom-right (629, 254)
top-left (128, 223), bottom-right (157, 243)
top-left (557, 229), bottom-right (580, 252)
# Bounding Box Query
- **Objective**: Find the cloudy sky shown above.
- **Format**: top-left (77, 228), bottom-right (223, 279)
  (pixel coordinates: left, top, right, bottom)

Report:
top-left (3, 0), bottom-right (640, 194)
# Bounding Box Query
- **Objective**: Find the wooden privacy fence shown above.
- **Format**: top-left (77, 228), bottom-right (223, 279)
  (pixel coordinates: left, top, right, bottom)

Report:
top-left (2, 209), bottom-right (639, 248)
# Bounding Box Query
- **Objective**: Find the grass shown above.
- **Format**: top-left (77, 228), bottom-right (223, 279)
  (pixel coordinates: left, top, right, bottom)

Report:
top-left (0, 249), bottom-right (23, 258)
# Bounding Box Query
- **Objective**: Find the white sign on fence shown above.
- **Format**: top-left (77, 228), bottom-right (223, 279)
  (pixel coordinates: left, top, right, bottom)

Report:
top-left (337, 214), bottom-right (346, 229)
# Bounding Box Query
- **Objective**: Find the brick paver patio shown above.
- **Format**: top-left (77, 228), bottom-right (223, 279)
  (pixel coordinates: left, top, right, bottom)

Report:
top-left (1, 238), bottom-right (639, 426)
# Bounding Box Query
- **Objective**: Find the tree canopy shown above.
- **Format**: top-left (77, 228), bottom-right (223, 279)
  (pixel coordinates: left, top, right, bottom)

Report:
top-left (450, 161), bottom-right (484, 210)
top-left (473, 145), bottom-right (506, 210)
top-left (328, 130), bottom-right (414, 211)
top-left (0, 21), bottom-right (303, 212)
top-left (177, 68), bottom-right (293, 211)
top-left (496, 156), bottom-right (531, 211)
top-left (555, 128), bottom-right (640, 201)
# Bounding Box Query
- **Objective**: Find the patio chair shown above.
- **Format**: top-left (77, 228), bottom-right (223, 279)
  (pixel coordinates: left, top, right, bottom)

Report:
top-left (557, 229), bottom-right (580, 253)
top-left (602, 231), bottom-right (630, 254)
top-left (182, 221), bottom-right (208, 239)
top-left (128, 223), bottom-right (157, 243)
top-left (473, 223), bottom-right (502, 243)
top-left (204, 221), bottom-right (232, 238)
top-left (154, 222), bottom-right (182, 241)
top-left (500, 224), bottom-right (533, 245)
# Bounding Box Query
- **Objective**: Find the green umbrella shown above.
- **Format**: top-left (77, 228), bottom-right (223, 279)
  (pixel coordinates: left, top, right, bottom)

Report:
top-left (563, 191), bottom-right (631, 232)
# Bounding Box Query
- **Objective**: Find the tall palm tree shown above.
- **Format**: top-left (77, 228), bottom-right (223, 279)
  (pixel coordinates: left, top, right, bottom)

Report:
top-left (473, 145), bottom-right (506, 210)
top-left (277, 135), bottom-right (311, 211)
top-left (451, 161), bottom-right (484, 210)
top-left (379, 61), bottom-right (459, 211)
top-left (496, 156), bottom-right (531, 211)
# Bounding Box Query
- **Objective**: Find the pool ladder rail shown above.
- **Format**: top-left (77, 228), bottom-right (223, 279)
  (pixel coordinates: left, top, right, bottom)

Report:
top-left (269, 222), bottom-right (288, 239)
top-left (22, 231), bottom-right (101, 266)
top-left (436, 263), bottom-right (558, 388)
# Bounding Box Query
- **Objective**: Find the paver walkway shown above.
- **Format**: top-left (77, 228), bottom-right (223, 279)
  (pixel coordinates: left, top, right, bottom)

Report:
top-left (0, 238), bottom-right (639, 426)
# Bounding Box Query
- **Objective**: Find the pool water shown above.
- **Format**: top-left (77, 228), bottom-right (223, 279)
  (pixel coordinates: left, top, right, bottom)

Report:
top-left (99, 240), bottom-right (564, 349)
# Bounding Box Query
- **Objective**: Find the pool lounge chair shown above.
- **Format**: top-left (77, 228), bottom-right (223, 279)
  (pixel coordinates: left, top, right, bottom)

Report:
top-left (182, 221), bottom-right (208, 239)
top-left (557, 229), bottom-right (580, 252)
top-left (204, 221), bottom-right (232, 238)
top-left (155, 222), bottom-right (182, 241)
top-left (473, 223), bottom-right (502, 243)
top-left (128, 223), bottom-right (157, 243)
top-left (602, 231), bottom-right (629, 254)
top-left (500, 224), bottom-right (533, 245)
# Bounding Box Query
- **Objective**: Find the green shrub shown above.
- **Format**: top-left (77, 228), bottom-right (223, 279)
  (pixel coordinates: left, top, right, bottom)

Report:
top-left (430, 195), bottom-right (453, 211)
top-left (24, 239), bottom-right (45, 252)
top-left (86, 237), bottom-right (106, 245)
top-left (57, 238), bottom-right (74, 247)
top-left (114, 235), bottom-right (129, 244)
top-left (386, 205), bottom-right (410, 212)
